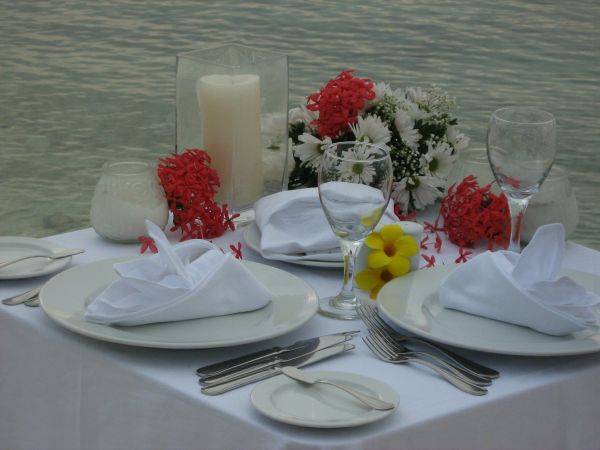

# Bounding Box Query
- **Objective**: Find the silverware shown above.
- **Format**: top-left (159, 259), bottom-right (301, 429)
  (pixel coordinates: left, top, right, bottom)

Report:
top-left (201, 343), bottom-right (355, 395)
top-left (363, 335), bottom-right (487, 396)
top-left (0, 248), bottom-right (85, 269)
top-left (197, 330), bottom-right (359, 378)
top-left (281, 366), bottom-right (395, 411)
top-left (24, 297), bottom-right (40, 307)
top-left (367, 330), bottom-right (491, 387)
top-left (200, 333), bottom-right (356, 386)
top-left (357, 305), bottom-right (499, 379)
top-left (2, 286), bottom-right (41, 305)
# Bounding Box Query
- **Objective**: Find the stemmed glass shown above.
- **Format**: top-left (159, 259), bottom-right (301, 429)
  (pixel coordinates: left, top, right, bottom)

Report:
top-left (487, 107), bottom-right (556, 252)
top-left (318, 141), bottom-right (393, 320)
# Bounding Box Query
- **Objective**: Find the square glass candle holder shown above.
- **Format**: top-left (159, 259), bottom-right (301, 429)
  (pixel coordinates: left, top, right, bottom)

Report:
top-left (176, 43), bottom-right (289, 220)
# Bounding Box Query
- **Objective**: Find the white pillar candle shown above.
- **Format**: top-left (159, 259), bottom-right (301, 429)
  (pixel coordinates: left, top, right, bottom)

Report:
top-left (196, 74), bottom-right (264, 210)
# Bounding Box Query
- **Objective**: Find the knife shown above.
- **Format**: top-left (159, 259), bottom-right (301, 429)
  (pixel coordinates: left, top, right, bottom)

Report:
top-left (201, 343), bottom-right (355, 395)
top-left (199, 332), bottom-right (356, 385)
top-left (196, 330), bottom-right (359, 378)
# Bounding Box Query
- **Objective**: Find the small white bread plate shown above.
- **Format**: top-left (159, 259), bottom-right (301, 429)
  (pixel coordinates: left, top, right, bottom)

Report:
top-left (250, 370), bottom-right (398, 428)
top-left (378, 265), bottom-right (600, 356)
top-left (39, 257), bottom-right (318, 349)
top-left (243, 222), bottom-right (343, 268)
top-left (0, 237), bottom-right (73, 280)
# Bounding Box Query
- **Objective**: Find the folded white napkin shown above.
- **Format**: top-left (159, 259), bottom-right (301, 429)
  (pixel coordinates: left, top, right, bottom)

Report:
top-left (439, 224), bottom-right (600, 336)
top-left (254, 187), bottom-right (397, 262)
top-left (84, 221), bottom-right (271, 326)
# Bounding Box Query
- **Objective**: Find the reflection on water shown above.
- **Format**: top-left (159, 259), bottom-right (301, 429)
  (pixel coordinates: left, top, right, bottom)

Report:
top-left (1, 0), bottom-right (599, 249)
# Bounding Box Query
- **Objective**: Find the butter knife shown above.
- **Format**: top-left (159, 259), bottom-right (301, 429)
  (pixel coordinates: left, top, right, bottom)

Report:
top-left (199, 332), bottom-right (355, 385)
top-left (201, 343), bottom-right (355, 395)
top-left (196, 330), bottom-right (359, 378)
top-left (2, 286), bottom-right (41, 305)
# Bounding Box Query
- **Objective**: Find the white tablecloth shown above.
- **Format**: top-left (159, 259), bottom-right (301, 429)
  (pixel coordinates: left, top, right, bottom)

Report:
top-left (2, 223), bottom-right (600, 450)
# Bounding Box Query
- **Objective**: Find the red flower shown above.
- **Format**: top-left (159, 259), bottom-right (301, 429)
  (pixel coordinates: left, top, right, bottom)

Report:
top-left (394, 203), bottom-right (418, 222)
top-left (434, 234), bottom-right (443, 254)
top-left (158, 149), bottom-right (237, 241)
top-left (420, 235), bottom-right (430, 250)
top-left (455, 247), bottom-right (473, 263)
top-left (229, 242), bottom-right (243, 260)
top-left (306, 70), bottom-right (375, 139)
top-left (139, 236), bottom-right (158, 254)
top-left (421, 254), bottom-right (436, 268)
top-left (440, 176), bottom-right (510, 249)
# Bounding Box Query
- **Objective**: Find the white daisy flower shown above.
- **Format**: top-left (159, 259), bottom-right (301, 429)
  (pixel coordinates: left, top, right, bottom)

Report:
top-left (293, 133), bottom-right (332, 170)
top-left (339, 157), bottom-right (376, 184)
top-left (391, 178), bottom-right (411, 213)
top-left (406, 87), bottom-right (428, 106)
top-left (391, 175), bottom-right (444, 212)
top-left (394, 110), bottom-right (422, 150)
top-left (411, 175), bottom-right (444, 210)
top-left (371, 82), bottom-right (393, 104)
top-left (350, 115), bottom-right (391, 145)
top-left (288, 104), bottom-right (318, 126)
top-left (421, 140), bottom-right (457, 179)
top-left (446, 126), bottom-right (470, 152)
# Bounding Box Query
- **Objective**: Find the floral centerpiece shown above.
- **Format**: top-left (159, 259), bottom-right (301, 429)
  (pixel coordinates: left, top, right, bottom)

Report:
top-left (288, 70), bottom-right (469, 214)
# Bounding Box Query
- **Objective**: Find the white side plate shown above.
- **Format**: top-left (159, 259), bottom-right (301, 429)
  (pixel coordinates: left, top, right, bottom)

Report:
top-left (251, 370), bottom-right (399, 428)
top-left (243, 222), bottom-right (343, 268)
top-left (378, 265), bottom-right (600, 356)
top-left (0, 237), bottom-right (73, 280)
top-left (39, 257), bottom-right (318, 349)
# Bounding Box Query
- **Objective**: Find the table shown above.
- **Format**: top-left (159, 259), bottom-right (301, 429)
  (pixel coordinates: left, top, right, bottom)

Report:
top-left (2, 224), bottom-right (600, 450)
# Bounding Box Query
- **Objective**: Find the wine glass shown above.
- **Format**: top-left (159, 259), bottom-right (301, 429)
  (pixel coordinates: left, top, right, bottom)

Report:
top-left (318, 141), bottom-right (393, 320)
top-left (487, 107), bottom-right (556, 252)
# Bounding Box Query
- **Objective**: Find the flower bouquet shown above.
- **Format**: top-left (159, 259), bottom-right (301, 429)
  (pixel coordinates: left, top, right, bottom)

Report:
top-left (288, 70), bottom-right (469, 214)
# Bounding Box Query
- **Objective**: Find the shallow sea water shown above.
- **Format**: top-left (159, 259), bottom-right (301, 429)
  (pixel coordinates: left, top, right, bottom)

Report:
top-left (1, 0), bottom-right (599, 248)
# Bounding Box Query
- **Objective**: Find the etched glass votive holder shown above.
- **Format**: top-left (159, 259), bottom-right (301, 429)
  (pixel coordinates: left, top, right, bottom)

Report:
top-left (90, 161), bottom-right (169, 242)
top-left (176, 43), bottom-right (289, 222)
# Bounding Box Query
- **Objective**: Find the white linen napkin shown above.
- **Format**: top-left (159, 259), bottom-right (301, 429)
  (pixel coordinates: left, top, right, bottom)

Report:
top-left (84, 221), bottom-right (271, 326)
top-left (439, 224), bottom-right (600, 336)
top-left (254, 187), bottom-right (397, 262)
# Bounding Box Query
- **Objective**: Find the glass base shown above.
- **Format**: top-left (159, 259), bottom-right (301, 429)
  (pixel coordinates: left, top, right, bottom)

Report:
top-left (318, 295), bottom-right (361, 320)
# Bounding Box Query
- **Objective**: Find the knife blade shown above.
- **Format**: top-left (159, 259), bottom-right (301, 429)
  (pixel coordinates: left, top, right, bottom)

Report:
top-left (199, 332), bottom-right (355, 385)
top-left (196, 330), bottom-right (359, 378)
top-left (201, 343), bottom-right (355, 395)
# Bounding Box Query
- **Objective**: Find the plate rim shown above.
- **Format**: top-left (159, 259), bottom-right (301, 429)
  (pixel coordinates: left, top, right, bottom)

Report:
top-left (242, 222), bottom-right (343, 268)
top-left (39, 257), bottom-right (319, 349)
top-left (250, 370), bottom-right (398, 428)
top-left (377, 265), bottom-right (600, 356)
top-left (0, 236), bottom-right (72, 280)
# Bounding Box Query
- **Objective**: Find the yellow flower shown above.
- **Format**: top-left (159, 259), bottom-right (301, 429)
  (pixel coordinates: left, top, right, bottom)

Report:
top-left (355, 224), bottom-right (419, 299)
top-left (356, 265), bottom-right (407, 299)
top-left (365, 224), bottom-right (419, 269)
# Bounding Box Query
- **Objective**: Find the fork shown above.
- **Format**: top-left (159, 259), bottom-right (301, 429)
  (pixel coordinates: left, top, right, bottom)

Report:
top-left (357, 305), bottom-right (499, 379)
top-left (0, 248), bottom-right (85, 269)
top-left (367, 329), bottom-right (491, 386)
top-left (363, 335), bottom-right (488, 396)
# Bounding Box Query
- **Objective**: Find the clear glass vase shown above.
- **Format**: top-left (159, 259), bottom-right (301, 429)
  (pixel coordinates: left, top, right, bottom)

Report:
top-left (176, 43), bottom-right (289, 222)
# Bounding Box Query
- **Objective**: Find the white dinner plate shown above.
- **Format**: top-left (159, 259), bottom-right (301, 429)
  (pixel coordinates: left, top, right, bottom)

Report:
top-left (39, 257), bottom-right (318, 349)
top-left (242, 222), bottom-right (343, 269)
top-left (0, 237), bottom-right (73, 280)
top-left (250, 370), bottom-right (399, 428)
top-left (378, 265), bottom-right (600, 356)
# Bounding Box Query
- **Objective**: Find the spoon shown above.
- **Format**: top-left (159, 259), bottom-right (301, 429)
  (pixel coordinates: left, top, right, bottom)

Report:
top-left (281, 366), bottom-right (395, 411)
top-left (0, 248), bottom-right (85, 269)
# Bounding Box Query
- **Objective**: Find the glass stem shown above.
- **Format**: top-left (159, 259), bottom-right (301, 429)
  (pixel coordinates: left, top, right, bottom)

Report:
top-left (334, 239), bottom-right (363, 307)
top-left (507, 196), bottom-right (530, 252)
